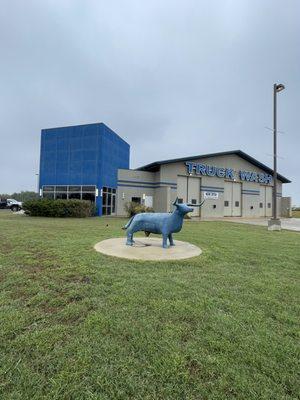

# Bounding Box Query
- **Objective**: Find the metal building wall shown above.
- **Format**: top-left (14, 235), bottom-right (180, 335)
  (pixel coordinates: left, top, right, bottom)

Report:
top-left (117, 153), bottom-right (287, 218)
top-left (39, 123), bottom-right (130, 215)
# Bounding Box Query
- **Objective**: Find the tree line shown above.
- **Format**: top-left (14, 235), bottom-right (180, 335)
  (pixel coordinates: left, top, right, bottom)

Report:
top-left (0, 191), bottom-right (39, 201)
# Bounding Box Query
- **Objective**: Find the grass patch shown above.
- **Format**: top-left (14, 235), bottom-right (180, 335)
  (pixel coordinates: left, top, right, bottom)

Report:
top-left (292, 210), bottom-right (300, 218)
top-left (0, 210), bottom-right (299, 399)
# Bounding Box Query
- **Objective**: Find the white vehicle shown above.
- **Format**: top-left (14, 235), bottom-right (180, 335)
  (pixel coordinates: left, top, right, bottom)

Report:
top-left (6, 199), bottom-right (23, 212)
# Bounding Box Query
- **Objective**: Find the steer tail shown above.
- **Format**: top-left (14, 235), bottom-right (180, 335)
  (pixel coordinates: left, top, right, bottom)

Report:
top-left (122, 215), bottom-right (135, 230)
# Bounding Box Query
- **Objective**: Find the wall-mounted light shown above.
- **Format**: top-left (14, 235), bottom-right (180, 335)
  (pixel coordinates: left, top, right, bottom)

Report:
top-left (142, 193), bottom-right (146, 200)
top-left (122, 192), bottom-right (125, 200)
top-left (39, 189), bottom-right (42, 197)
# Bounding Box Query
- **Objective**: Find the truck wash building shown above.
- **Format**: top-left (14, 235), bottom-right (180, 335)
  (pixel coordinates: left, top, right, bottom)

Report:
top-left (39, 122), bottom-right (291, 217)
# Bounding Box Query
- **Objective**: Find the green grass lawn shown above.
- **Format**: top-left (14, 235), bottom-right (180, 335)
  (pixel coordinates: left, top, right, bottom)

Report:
top-left (0, 211), bottom-right (299, 400)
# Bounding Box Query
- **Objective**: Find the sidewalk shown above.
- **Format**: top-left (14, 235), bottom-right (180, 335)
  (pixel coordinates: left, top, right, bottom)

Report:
top-left (198, 217), bottom-right (300, 232)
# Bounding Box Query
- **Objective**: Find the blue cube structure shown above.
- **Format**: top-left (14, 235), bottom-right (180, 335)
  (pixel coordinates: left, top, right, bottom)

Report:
top-left (39, 123), bottom-right (130, 216)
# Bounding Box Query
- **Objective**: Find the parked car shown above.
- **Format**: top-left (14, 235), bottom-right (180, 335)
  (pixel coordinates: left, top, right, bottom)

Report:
top-left (0, 198), bottom-right (22, 212)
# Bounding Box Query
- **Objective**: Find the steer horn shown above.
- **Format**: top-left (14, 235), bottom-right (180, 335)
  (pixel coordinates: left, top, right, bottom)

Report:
top-left (187, 200), bottom-right (205, 207)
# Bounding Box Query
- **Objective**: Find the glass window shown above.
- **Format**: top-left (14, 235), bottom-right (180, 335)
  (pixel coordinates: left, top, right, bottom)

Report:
top-left (267, 203), bottom-right (271, 208)
top-left (132, 197), bottom-right (141, 204)
top-left (69, 193), bottom-right (81, 199)
top-left (56, 186), bottom-right (67, 192)
top-left (82, 186), bottom-right (95, 192)
top-left (69, 186), bottom-right (81, 192)
top-left (112, 195), bottom-right (116, 213)
top-left (259, 202), bottom-right (263, 208)
top-left (56, 193), bottom-right (67, 199)
top-left (43, 192), bottom-right (55, 199)
top-left (43, 186), bottom-right (55, 192)
top-left (82, 193), bottom-right (95, 202)
top-left (235, 201), bottom-right (239, 207)
top-left (178, 198), bottom-right (183, 204)
top-left (191, 199), bottom-right (197, 205)
top-left (224, 201), bottom-right (229, 207)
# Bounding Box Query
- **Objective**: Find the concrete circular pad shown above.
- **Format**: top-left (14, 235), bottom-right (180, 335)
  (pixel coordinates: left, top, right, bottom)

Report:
top-left (94, 237), bottom-right (202, 261)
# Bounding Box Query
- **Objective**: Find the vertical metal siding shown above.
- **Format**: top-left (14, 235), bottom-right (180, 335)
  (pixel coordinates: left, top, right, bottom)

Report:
top-left (39, 123), bottom-right (130, 216)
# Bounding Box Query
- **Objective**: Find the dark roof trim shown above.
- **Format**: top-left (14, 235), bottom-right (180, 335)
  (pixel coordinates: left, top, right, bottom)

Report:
top-left (136, 150), bottom-right (291, 183)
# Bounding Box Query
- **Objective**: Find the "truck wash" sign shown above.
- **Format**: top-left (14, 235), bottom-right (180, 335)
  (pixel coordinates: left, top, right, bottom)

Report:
top-left (185, 162), bottom-right (273, 184)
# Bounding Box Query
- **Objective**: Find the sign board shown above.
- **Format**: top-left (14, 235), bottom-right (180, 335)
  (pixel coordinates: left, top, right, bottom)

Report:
top-left (185, 162), bottom-right (273, 184)
top-left (144, 196), bottom-right (153, 208)
top-left (203, 191), bottom-right (219, 200)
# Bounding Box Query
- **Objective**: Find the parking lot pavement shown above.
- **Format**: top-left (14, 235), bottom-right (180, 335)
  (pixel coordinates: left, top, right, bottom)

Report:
top-left (200, 217), bottom-right (300, 232)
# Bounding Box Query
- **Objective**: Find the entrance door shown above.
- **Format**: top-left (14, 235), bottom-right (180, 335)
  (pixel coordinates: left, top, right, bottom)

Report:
top-left (187, 177), bottom-right (200, 217)
top-left (102, 187), bottom-right (116, 216)
top-left (224, 182), bottom-right (242, 217)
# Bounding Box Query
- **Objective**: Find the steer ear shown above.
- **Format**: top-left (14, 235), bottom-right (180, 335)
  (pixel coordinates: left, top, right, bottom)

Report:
top-left (172, 197), bottom-right (179, 206)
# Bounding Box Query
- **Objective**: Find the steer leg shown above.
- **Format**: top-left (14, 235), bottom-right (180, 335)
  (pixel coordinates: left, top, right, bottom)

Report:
top-left (162, 234), bottom-right (168, 249)
top-left (168, 233), bottom-right (175, 246)
top-left (126, 231), bottom-right (134, 246)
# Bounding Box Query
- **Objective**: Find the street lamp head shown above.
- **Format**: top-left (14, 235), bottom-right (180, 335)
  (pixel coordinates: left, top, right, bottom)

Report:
top-left (275, 83), bottom-right (285, 92)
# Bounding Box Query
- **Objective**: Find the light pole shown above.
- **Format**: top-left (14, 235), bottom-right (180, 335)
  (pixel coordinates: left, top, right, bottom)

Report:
top-left (268, 83), bottom-right (285, 231)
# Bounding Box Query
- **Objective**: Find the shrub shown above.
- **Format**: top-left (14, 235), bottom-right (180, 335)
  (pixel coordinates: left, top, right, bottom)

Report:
top-left (124, 201), bottom-right (154, 217)
top-left (23, 199), bottom-right (95, 218)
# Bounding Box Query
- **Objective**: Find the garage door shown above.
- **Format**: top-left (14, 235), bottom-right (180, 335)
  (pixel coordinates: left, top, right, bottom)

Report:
top-left (224, 182), bottom-right (242, 217)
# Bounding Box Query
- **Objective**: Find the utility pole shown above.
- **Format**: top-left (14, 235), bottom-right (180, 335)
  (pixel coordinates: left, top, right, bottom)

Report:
top-left (268, 83), bottom-right (285, 231)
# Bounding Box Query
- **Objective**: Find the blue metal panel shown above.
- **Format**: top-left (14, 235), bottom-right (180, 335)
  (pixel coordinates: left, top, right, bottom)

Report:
top-left (39, 123), bottom-right (130, 216)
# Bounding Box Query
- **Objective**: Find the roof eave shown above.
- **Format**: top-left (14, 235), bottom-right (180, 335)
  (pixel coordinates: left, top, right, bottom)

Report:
top-left (136, 150), bottom-right (291, 183)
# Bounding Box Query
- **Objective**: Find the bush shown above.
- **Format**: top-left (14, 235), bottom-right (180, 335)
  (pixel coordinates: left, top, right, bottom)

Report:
top-left (23, 199), bottom-right (95, 218)
top-left (124, 201), bottom-right (154, 217)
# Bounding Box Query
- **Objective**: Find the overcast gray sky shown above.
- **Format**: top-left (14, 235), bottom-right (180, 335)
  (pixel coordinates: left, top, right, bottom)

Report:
top-left (0, 0), bottom-right (299, 203)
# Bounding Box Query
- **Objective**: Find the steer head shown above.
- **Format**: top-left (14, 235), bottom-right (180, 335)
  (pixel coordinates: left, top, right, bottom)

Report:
top-left (172, 198), bottom-right (205, 215)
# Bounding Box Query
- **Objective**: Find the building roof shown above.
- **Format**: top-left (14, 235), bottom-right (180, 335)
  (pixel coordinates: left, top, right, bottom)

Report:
top-left (136, 150), bottom-right (291, 183)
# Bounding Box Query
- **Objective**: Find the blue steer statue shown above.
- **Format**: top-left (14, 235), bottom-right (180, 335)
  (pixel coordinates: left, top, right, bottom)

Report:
top-left (122, 198), bottom-right (205, 248)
